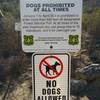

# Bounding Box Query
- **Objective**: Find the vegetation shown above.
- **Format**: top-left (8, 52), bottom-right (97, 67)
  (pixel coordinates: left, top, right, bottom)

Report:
top-left (0, 0), bottom-right (20, 57)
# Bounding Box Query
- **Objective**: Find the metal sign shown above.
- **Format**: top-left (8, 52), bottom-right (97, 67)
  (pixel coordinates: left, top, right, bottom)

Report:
top-left (15, 22), bottom-right (21, 32)
top-left (20, 0), bottom-right (82, 52)
top-left (32, 53), bottom-right (70, 100)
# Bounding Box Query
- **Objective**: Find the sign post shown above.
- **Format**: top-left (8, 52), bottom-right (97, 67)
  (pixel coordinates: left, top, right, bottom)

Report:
top-left (32, 53), bottom-right (70, 100)
top-left (15, 22), bottom-right (21, 52)
top-left (20, 0), bottom-right (82, 52)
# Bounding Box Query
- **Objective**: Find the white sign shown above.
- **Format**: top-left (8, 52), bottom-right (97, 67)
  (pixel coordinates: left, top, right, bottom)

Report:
top-left (20, 0), bottom-right (82, 52)
top-left (32, 53), bottom-right (70, 100)
top-left (15, 22), bottom-right (21, 32)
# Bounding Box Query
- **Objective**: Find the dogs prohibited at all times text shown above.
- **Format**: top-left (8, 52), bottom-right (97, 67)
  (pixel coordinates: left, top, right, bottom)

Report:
top-left (32, 53), bottom-right (70, 100)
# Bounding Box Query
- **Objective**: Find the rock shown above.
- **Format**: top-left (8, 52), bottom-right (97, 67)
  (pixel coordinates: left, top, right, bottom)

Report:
top-left (90, 50), bottom-right (100, 63)
top-left (70, 96), bottom-right (89, 100)
top-left (0, 64), bottom-right (6, 82)
top-left (71, 79), bottom-right (87, 95)
top-left (81, 79), bottom-right (100, 100)
top-left (76, 64), bottom-right (100, 80)
top-left (70, 96), bottom-right (77, 100)
top-left (0, 82), bottom-right (3, 89)
top-left (71, 53), bottom-right (92, 78)
top-left (3, 80), bottom-right (32, 100)
top-left (80, 96), bottom-right (89, 100)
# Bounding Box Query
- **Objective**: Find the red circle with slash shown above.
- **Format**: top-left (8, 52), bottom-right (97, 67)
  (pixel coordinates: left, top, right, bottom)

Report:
top-left (39, 56), bottom-right (63, 79)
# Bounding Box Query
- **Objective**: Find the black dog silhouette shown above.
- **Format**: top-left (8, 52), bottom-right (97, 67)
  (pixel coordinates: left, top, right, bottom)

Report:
top-left (43, 61), bottom-right (60, 76)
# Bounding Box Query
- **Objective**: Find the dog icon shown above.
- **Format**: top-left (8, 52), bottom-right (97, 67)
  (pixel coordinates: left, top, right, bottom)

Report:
top-left (43, 61), bottom-right (60, 76)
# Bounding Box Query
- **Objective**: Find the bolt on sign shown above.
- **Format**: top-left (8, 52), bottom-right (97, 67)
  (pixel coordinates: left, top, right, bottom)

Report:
top-left (32, 53), bottom-right (70, 100)
top-left (20, 0), bottom-right (82, 52)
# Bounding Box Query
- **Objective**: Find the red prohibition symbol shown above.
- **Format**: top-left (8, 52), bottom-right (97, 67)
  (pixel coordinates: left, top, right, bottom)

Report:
top-left (39, 55), bottom-right (63, 79)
